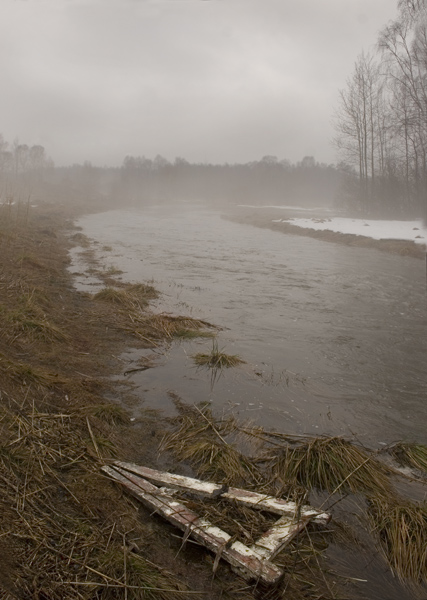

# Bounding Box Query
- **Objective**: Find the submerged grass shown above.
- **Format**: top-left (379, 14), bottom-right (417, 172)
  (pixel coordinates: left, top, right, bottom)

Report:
top-left (192, 340), bottom-right (245, 369)
top-left (265, 436), bottom-right (391, 497)
top-left (369, 497), bottom-right (427, 582)
top-left (161, 404), bottom-right (262, 487)
top-left (390, 442), bottom-right (427, 474)
top-left (93, 283), bottom-right (159, 310)
top-left (132, 313), bottom-right (216, 343)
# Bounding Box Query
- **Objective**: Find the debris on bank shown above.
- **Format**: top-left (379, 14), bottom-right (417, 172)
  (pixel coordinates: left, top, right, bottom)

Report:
top-left (102, 462), bottom-right (331, 585)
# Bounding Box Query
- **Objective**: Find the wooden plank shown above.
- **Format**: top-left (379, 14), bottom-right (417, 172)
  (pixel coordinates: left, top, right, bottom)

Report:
top-left (223, 488), bottom-right (331, 526)
top-left (251, 515), bottom-right (309, 560)
top-left (113, 461), bottom-right (223, 497)
top-left (102, 465), bottom-right (284, 584)
top-left (113, 461), bottom-right (330, 525)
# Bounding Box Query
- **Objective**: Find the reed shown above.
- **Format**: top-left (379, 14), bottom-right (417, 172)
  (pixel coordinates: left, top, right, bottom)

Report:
top-left (369, 496), bottom-right (427, 582)
top-left (192, 340), bottom-right (245, 369)
top-left (390, 442), bottom-right (427, 474)
top-left (264, 436), bottom-right (391, 497)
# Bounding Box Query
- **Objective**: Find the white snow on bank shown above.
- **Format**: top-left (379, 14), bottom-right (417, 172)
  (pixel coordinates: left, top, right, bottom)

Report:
top-left (279, 217), bottom-right (427, 245)
top-left (239, 204), bottom-right (332, 212)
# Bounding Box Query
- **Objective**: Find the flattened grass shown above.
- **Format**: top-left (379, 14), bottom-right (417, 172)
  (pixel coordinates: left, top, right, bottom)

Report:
top-left (161, 405), bottom-right (261, 487)
top-left (390, 442), bottom-right (427, 474)
top-left (265, 436), bottom-right (391, 497)
top-left (133, 313), bottom-right (216, 342)
top-left (93, 283), bottom-right (159, 310)
top-left (369, 497), bottom-right (427, 582)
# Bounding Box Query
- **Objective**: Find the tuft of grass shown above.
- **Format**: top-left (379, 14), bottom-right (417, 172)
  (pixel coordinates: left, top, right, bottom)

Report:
top-left (93, 283), bottom-right (159, 310)
top-left (174, 328), bottom-right (215, 339)
top-left (94, 548), bottom-right (191, 599)
top-left (0, 354), bottom-right (65, 388)
top-left (133, 313), bottom-right (215, 342)
top-left (161, 405), bottom-right (261, 487)
top-left (17, 253), bottom-right (47, 270)
top-left (192, 340), bottom-right (245, 369)
top-left (390, 442), bottom-right (427, 474)
top-left (369, 497), bottom-right (427, 582)
top-left (9, 312), bottom-right (68, 342)
top-left (126, 282), bottom-right (158, 301)
top-left (265, 436), bottom-right (391, 497)
top-left (93, 287), bottom-right (138, 308)
top-left (83, 403), bottom-right (129, 426)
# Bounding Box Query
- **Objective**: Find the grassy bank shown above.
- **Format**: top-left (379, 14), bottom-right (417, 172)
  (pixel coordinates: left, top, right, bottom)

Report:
top-left (0, 201), bottom-right (226, 599)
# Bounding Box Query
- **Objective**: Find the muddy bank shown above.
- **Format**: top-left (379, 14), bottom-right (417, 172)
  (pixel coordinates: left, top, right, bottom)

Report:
top-left (223, 205), bottom-right (426, 259)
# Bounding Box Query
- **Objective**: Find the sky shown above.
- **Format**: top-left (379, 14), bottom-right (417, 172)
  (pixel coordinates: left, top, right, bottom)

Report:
top-left (0, 0), bottom-right (398, 167)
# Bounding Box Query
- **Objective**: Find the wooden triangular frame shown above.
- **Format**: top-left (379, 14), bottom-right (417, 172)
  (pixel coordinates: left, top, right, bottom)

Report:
top-left (102, 461), bottom-right (331, 585)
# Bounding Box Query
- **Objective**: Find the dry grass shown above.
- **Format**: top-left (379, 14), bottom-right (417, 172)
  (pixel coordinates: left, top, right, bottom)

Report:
top-left (161, 405), bottom-right (261, 487)
top-left (368, 497), bottom-right (427, 582)
top-left (192, 340), bottom-right (245, 369)
top-left (0, 353), bottom-right (66, 389)
top-left (0, 201), bottom-right (205, 599)
top-left (264, 436), bottom-right (391, 497)
top-left (93, 283), bottom-right (159, 311)
top-left (390, 442), bottom-right (427, 474)
top-left (132, 313), bottom-right (216, 343)
top-left (0, 403), bottom-right (195, 600)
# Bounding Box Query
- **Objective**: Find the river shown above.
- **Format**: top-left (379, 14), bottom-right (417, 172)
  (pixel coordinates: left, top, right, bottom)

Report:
top-left (71, 203), bottom-right (427, 449)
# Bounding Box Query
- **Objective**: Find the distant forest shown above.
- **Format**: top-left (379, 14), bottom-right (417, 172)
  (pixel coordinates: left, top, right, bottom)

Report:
top-left (0, 136), bottom-right (343, 212)
top-left (2, 134), bottom-right (424, 218)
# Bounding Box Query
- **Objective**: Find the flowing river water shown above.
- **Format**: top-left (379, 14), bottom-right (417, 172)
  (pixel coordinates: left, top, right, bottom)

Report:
top-left (69, 203), bottom-right (427, 599)
top-left (71, 203), bottom-right (427, 449)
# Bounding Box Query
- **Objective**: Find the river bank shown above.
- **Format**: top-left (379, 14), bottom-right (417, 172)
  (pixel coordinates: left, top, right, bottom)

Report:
top-left (1, 200), bottom-right (426, 600)
top-left (0, 200), bottom-right (250, 599)
top-left (223, 205), bottom-right (426, 259)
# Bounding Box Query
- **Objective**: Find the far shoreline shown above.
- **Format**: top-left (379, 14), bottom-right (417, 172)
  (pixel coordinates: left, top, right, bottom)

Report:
top-left (223, 205), bottom-right (426, 260)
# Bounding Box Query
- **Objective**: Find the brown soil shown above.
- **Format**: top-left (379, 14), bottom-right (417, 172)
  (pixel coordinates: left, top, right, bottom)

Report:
top-left (223, 206), bottom-right (426, 259)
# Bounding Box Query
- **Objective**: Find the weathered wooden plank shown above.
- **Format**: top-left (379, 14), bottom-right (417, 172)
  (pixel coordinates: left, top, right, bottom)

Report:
top-left (113, 461), bottom-right (223, 497)
top-left (223, 488), bottom-right (331, 525)
top-left (102, 465), bottom-right (284, 584)
top-left (113, 461), bottom-right (330, 525)
top-left (251, 515), bottom-right (309, 560)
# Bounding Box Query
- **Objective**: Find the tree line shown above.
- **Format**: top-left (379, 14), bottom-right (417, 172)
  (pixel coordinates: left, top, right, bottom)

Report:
top-left (117, 154), bottom-right (340, 208)
top-left (0, 134), bottom-right (53, 202)
top-left (334, 0), bottom-right (427, 218)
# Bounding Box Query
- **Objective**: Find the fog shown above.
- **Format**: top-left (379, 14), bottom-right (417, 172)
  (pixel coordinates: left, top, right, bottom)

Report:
top-left (1, 0), bottom-right (395, 167)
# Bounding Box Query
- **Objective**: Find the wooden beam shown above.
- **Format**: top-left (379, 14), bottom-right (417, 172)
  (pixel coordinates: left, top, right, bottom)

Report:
top-left (251, 515), bottom-right (309, 560)
top-left (113, 461), bottom-right (330, 525)
top-left (102, 465), bottom-right (284, 584)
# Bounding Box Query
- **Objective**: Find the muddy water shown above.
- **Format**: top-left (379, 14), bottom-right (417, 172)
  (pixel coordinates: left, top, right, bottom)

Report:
top-left (73, 204), bottom-right (427, 448)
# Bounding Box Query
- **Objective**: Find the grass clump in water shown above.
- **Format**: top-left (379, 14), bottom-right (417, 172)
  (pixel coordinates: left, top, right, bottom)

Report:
top-left (192, 340), bottom-right (245, 370)
top-left (369, 497), bottom-right (427, 582)
top-left (161, 403), bottom-right (261, 487)
top-left (93, 283), bottom-right (158, 310)
top-left (134, 313), bottom-right (215, 342)
top-left (93, 287), bottom-right (140, 308)
top-left (265, 436), bottom-right (391, 497)
top-left (390, 442), bottom-right (427, 474)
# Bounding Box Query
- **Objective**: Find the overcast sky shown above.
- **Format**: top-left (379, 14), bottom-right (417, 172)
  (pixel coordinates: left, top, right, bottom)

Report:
top-left (0, 0), bottom-right (397, 167)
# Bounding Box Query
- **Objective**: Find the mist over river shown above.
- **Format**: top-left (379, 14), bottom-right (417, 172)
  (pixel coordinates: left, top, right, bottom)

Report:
top-left (71, 204), bottom-right (427, 448)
